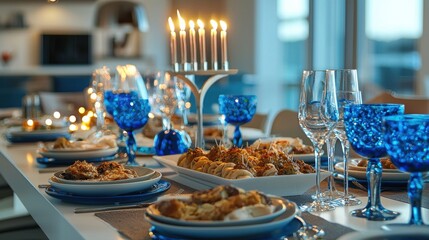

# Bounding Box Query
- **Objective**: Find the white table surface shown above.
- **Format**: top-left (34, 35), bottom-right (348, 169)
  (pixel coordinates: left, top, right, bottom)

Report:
top-left (0, 139), bottom-right (428, 239)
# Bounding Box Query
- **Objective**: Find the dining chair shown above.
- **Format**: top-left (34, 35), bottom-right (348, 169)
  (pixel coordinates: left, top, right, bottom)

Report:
top-left (267, 109), bottom-right (311, 145)
top-left (38, 91), bottom-right (88, 117)
top-left (242, 113), bottom-right (269, 133)
top-left (366, 90), bottom-right (429, 114)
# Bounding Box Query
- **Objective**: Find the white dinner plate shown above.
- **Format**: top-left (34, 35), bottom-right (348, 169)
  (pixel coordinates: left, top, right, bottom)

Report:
top-left (38, 147), bottom-right (118, 160)
top-left (154, 154), bottom-right (330, 196)
top-left (335, 162), bottom-right (409, 181)
top-left (6, 126), bottom-right (69, 137)
top-left (146, 196), bottom-right (287, 227)
top-left (48, 171), bottom-right (162, 196)
top-left (347, 158), bottom-right (401, 173)
top-left (52, 167), bottom-right (155, 185)
top-left (144, 198), bottom-right (299, 239)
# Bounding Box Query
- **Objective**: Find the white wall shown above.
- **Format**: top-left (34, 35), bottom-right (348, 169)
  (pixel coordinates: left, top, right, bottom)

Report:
top-left (0, 0), bottom-right (170, 70)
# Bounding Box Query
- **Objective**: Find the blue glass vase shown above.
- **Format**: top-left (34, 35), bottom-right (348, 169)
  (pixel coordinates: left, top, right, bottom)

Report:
top-left (154, 129), bottom-right (189, 156)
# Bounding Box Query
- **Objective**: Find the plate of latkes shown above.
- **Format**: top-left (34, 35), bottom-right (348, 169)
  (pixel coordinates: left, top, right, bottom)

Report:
top-left (48, 161), bottom-right (162, 196)
top-left (144, 186), bottom-right (300, 239)
top-left (154, 144), bottom-right (329, 196)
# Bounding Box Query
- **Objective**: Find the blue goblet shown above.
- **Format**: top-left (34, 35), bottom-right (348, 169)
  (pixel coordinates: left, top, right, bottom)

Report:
top-left (383, 114), bottom-right (429, 225)
top-left (218, 95), bottom-right (257, 147)
top-left (344, 104), bottom-right (404, 220)
top-left (110, 65), bottom-right (151, 166)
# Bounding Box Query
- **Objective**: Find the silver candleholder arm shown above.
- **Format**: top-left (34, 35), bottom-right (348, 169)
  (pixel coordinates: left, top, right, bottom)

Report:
top-left (168, 69), bottom-right (238, 148)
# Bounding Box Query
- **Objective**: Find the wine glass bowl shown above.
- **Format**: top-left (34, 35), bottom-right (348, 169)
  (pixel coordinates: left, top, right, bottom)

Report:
top-left (344, 103), bottom-right (404, 220)
top-left (383, 114), bottom-right (429, 225)
top-left (218, 95), bottom-right (257, 147)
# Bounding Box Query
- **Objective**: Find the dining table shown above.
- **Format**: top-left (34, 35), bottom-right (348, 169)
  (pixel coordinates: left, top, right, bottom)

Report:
top-left (0, 132), bottom-right (428, 240)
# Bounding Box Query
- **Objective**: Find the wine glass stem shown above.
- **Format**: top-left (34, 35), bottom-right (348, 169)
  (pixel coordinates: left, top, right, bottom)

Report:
top-left (326, 135), bottom-right (338, 195)
top-left (163, 117), bottom-right (172, 131)
top-left (233, 125), bottom-right (243, 147)
top-left (339, 137), bottom-right (351, 199)
top-left (126, 131), bottom-right (137, 165)
top-left (408, 172), bottom-right (424, 225)
top-left (367, 158), bottom-right (383, 210)
top-left (95, 105), bottom-right (105, 131)
top-left (314, 143), bottom-right (324, 204)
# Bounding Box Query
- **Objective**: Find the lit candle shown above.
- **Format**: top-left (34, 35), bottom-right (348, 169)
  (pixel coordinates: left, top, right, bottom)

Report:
top-left (220, 20), bottom-right (229, 70)
top-left (197, 19), bottom-right (207, 70)
top-left (177, 10), bottom-right (189, 70)
top-left (168, 17), bottom-right (179, 72)
top-left (210, 20), bottom-right (218, 70)
top-left (189, 20), bottom-right (198, 70)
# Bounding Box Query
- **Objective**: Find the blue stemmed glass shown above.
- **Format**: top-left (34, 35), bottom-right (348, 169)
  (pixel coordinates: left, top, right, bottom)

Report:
top-left (218, 95), bottom-right (257, 148)
top-left (110, 65), bottom-right (151, 166)
top-left (383, 114), bottom-right (429, 225)
top-left (344, 103), bottom-right (404, 220)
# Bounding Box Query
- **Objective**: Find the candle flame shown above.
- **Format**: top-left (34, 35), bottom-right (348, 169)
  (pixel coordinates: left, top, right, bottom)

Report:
top-left (177, 10), bottom-right (186, 30)
top-left (189, 20), bottom-right (195, 29)
top-left (197, 19), bottom-right (204, 29)
top-left (168, 17), bottom-right (175, 32)
top-left (220, 20), bottom-right (227, 31)
top-left (210, 20), bottom-right (218, 30)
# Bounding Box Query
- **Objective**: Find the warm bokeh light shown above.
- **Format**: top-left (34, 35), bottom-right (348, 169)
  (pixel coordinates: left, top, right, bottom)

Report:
top-left (53, 111), bottom-right (61, 119)
top-left (78, 107), bottom-right (85, 114)
top-left (90, 92), bottom-right (97, 100)
top-left (82, 115), bottom-right (90, 123)
top-left (45, 118), bottom-right (52, 126)
top-left (87, 87), bottom-right (94, 94)
top-left (87, 111), bottom-right (94, 117)
top-left (27, 119), bottom-right (34, 127)
top-left (69, 123), bottom-right (78, 132)
top-left (26, 153), bottom-right (34, 165)
top-left (185, 102), bottom-right (191, 109)
top-left (69, 115), bottom-right (77, 123)
top-left (189, 20), bottom-right (195, 29)
top-left (148, 112), bottom-right (155, 119)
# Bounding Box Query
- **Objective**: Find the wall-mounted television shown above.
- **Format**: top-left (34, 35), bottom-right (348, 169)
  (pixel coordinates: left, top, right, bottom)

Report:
top-left (41, 33), bottom-right (92, 65)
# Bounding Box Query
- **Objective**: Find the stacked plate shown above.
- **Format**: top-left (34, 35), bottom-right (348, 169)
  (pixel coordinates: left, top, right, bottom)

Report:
top-left (5, 126), bottom-right (70, 143)
top-left (37, 145), bottom-right (119, 166)
top-left (144, 197), bottom-right (302, 239)
top-left (335, 159), bottom-right (410, 186)
top-left (45, 167), bottom-right (170, 204)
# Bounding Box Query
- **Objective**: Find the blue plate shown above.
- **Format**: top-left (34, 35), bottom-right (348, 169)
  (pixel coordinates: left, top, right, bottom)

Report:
top-left (45, 180), bottom-right (170, 205)
top-left (149, 217), bottom-right (302, 240)
top-left (6, 132), bottom-right (70, 143)
top-left (37, 154), bottom-right (118, 166)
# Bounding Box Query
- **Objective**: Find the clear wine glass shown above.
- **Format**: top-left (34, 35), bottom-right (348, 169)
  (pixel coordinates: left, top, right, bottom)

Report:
top-left (153, 71), bottom-right (190, 155)
top-left (218, 95), bottom-right (257, 148)
top-left (86, 67), bottom-right (116, 143)
top-left (109, 64), bottom-right (151, 166)
top-left (298, 69), bottom-right (338, 212)
top-left (324, 69), bottom-right (362, 206)
top-left (344, 103), bottom-right (404, 220)
top-left (383, 114), bottom-right (429, 225)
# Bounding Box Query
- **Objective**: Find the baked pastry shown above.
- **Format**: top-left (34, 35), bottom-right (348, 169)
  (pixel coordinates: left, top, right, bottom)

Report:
top-left (60, 161), bottom-right (137, 181)
top-left (155, 185), bottom-right (273, 221)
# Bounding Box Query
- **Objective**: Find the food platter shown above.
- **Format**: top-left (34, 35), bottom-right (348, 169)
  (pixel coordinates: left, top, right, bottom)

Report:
top-left (154, 154), bottom-right (330, 196)
top-left (146, 196), bottom-right (287, 227)
top-left (144, 198), bottom-right (299, 239)
top-left (52, 166), bottom-right (155, 185)
top-left (48, 171), bottom-right (162, 196)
